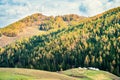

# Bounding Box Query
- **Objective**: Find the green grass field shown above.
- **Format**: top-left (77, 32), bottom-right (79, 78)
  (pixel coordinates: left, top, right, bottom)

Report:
top-left (0, 72), bottom-right (33, 80)
top-left (0, 68), bottom-right (75, 80)
top-left (61, 68), bottom-right (120, 80)
top-left (0, 68), bottom-right (119, 80)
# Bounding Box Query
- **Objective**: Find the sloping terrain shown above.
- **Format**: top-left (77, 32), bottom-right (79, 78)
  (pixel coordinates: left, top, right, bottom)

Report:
top-left (0, 68), bottom-right (76, 80)
top-left (0, 26), bottom-right (45, 47)
top-left (0, 14), bottom-right (84, 47)
top-left (0, 68), bottom-right (119, 80)
top-left (0, 13), bottom-right (47, 37)
top-left (61, 68), bottom-right (120, 80)
top-left (0, 7), bottom-right (120, 77)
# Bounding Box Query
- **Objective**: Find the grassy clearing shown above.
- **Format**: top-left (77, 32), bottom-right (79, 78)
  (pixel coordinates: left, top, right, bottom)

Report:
top-left (0, 68), bottom-right (76, 80)
top-left (0, 68), bottom-right (119, 80)
top-left (0, 72), bottom-right (33, 80)
top-left (60, 68), bottom-right (120, 80)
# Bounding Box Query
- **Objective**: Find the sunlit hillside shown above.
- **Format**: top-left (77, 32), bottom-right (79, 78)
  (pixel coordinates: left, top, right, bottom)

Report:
top-left (0, 7), bottom-right (120, 77)
top-left (0, 68), bottom-right (119, 80)
top-left (0, 14), bottom-right (85, 47)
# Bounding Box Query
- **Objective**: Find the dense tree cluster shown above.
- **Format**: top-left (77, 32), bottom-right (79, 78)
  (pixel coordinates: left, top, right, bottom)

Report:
top-left (39, 14), bottom-right (84, 31)
top-left (39, 16), bottom-right (67, 31)
top-left (0, 7), bottom-right (120, 76)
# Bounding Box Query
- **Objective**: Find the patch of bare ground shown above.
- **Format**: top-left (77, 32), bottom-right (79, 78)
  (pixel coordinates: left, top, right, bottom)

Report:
top-left (0, 26), bottom-right (45, 47)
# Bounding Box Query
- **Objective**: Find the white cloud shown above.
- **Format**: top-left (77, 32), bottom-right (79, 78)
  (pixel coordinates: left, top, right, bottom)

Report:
top-left (78, 0), bottom-right (120, 16)
top-left (0, 0), bottom-right (120, 27)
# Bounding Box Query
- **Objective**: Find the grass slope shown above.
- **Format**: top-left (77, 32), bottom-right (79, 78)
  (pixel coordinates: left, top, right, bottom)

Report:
top-left (0, 68), bottom-right (76, 80)
top-left (0, 68), bottom-right (119, 80)
top-left (61, 68), bottom-right (120, 80)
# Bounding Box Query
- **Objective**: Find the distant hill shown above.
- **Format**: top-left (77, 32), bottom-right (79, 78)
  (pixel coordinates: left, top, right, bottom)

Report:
top-left (0, 7), bottom-right (120, 77)
top-left (0, 13), bottom-right (84, 47)
top-left (0, 13), bottom-right (84, 37)
top-left (0, 68), bottom-right (119, 80)
top-left (0, 13), bottom-right (46, 37)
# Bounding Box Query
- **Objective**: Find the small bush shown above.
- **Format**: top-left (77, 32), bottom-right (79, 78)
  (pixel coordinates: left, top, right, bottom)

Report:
top-left (3, 32), bottom-right (17, 37)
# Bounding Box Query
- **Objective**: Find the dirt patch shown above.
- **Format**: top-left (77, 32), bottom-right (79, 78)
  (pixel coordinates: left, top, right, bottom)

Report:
top-left (0, 26), bottom-right (45, 47)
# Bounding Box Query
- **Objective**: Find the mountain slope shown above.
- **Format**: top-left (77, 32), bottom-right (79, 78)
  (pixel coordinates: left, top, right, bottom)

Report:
top-left (0, 13), bottom-right (46, 37)
top-left (0, 27), bottom-right (45, 47)
top-left (0, 13), bottom-right (84, 37)
top-left (0, 7), bottom-right (120, 77)
top-left (0, 14), bottom-right (84, 47)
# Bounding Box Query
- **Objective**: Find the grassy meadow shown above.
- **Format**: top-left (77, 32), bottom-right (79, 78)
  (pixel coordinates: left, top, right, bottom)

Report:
top-left (0, 68), bottom-right (119, 80)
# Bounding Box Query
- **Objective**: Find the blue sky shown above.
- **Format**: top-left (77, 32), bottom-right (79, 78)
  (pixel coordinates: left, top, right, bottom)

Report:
top-left (0, 0), bottom-right (120, 28)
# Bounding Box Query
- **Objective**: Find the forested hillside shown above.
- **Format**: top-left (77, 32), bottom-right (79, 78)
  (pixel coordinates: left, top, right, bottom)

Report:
top-left (0, 13), bottom-right (84, 47)
top-left (0, 14), bottom-right (84, 37)
top-left (0, 7), bottom-right (120, 77)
